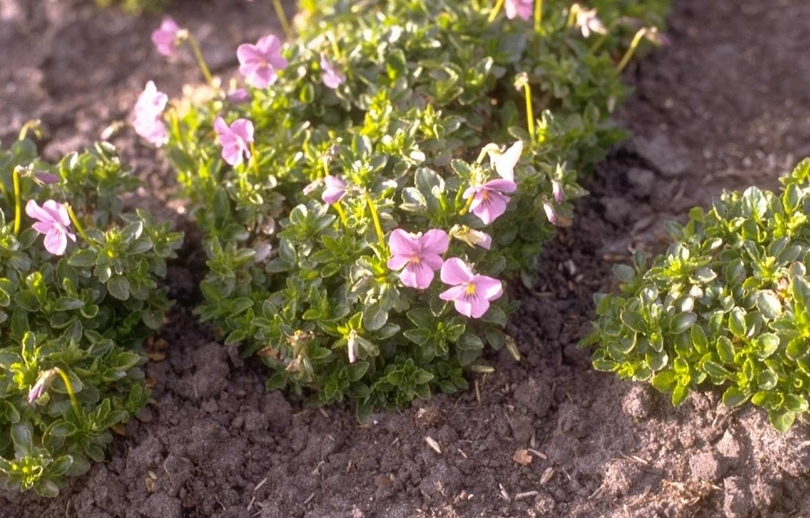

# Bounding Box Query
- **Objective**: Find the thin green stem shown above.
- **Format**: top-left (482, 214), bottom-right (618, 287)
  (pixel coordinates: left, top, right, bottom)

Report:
top-left (271, 0), bottom-right (293, 39)
top-left (66, 204), bottom-right (94, 246)
top-left (617, 28), bottom-right (647, 72)
top-left (487, 0), bottom-right (505, 22)
top-left (589, 33), bottom-right (608, 53)
top-left (533, 0), bottom-right (542, 33)
top-left (53, 367), bottom-right (82, 420)
top-left (12, 168), bottom-right (21, 237)
top-left (185, 34), bottom-right (215, 87)
top-left (364, 193), bottom-right (387, 251)
top-left (566, 4), bottom-right (579, 29)
top-left (523, 83), bottom-right (535, 141)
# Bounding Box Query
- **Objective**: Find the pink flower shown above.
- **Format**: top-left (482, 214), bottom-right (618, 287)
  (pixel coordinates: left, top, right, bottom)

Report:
top-left (151, 17), bottom-right (180, 57)
top-left (26, 200), bottom-right (76, 256)
top-left (133, 81), bottom-right (168, 147)
top-left (552, 180), bottom-right (565, 203)
top-left (387, 229), bottom-right (449, 289)
top-left (439, 258), bottom-right (503, 319)
top-left (463, 141), bottom-right (523, 225)
top-left (237, 34), bottom-right (288, 89)
top-left (214, 117), bottom-right (254, 167)
top-left (322, 175), bottom-right (347, 204)
top-left (505, 0), bottom-right (533, 20)
top-left (320, 54), bottom-right (346, 89)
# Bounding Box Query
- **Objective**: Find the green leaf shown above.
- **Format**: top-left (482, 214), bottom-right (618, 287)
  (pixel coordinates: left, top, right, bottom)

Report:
top-left (756, 333), bottom-right (780, 359)
top-left (68, 249), bottom-right (97, 267)
top-left (722, 386), bottom-right (749, 408)
top-left (671, 382), bottom-right (689, 406)
top-left (11, 422), bottom-right (33, 451)
top-left (728, 308), bottom-right (747, 337)
top-left (784, 394), bottom-right (809, 413)
top-left (362, 303), bottom-right (388, 332)
top-left (755, 290), bottom-right (782, 319)
top-left (107, 276), bottom-right (130, 301)
top-left (612, 264), bottom-right (635, 283)
top-left (716, 336), bottom-right (736, 363)
top-left (769, 409), bottom-right (797, 433)
top-left (669, 312), bottom-right (696, 334)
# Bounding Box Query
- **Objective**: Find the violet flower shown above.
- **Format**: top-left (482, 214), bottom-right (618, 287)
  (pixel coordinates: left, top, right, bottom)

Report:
top-left (26, 200), bottom-right (76, 256)
top-left (133, 81), bottom-right (169, 147)
top-left (552, 180), bottom-right (565, 203)
top-left (227, 88), bottom-right (251, 104)
top-left (151, 17), bottom-right (180, 57)
top-left (322, 175), bottom-right (347, 204)
top-left (214, 117), bottom-right (254, 167)
top-left (463, 141), bottom-right (523, 225)
top-left (237, 34), bottom-right (288, 89)
top-left (387, 229), bottom-right (449, 289)
top-left (576, 8), bottom-right (607, 38)
top-left (439, 258), bottom-right (503, 319)
top-left (320, 54), bottom-right (346, 89)
top-left (505, 0), bottom-right (533, 20)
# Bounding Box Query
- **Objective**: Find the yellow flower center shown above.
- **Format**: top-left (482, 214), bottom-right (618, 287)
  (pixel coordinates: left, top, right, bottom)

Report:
top-left (465, 283), bottom-right (477, 295)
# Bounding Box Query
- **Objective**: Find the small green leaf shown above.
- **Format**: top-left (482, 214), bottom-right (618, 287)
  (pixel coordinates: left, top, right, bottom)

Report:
top-left (769, 409), bottom-right (797, 433)
top-left (107, 276), bottom-right (130, 301)
top-left (722, 386), bottom-right (750, 408)
top-left (755, 290), bottom-right (782, 319)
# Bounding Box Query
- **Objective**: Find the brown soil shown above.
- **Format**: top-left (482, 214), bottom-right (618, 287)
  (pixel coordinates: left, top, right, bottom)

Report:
top-left (2, 1), bottom-right (810, 517)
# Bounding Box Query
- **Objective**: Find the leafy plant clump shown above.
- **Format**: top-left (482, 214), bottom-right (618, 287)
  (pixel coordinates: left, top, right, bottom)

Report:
top-left (93, 0), bottom-right (169, 14)
top-left (585, 159), bottom-right (810, 433)
top-left (0, 136), bottom-right (183, 496)
top-left (141, 0), bottom-right (669, 418)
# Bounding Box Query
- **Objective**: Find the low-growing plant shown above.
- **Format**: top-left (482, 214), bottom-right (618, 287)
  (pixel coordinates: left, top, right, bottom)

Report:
top-left (585, 159), bottom-right (810, 433)
top-left (139, 0), bottom-right (668, 417)
top-left (0, 135), bottom-right (183, 495)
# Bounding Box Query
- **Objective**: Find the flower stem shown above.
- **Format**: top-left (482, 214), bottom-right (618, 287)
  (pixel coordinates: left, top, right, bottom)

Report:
top-left (53, 367), bottom-right (82, 420)
top-left (364, 193), bottom-right (387, 250)
top-left (487, 0), bottom-right (505, 22)
top-left (333, 202), bottom-right (348, 227)
top-left (589, 33), bottom-right (608, 53)
top-left (66, 204), bottom-right (94, 246)
top-left (185, 34), bottom-right (215, 87)
top-left (12, 167), bottom-right (21, 237)
top-left (534, 0), bottom-right (543, 32)
top-left (617, 28), bottom-right (647, 73)
top-left (523, 83), bottom-right (535, 141)
top-left (270, 0), bottom-right (293, 40)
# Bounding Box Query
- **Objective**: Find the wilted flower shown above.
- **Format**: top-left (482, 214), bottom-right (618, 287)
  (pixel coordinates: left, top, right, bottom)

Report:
top-left (552, 180), bottom-right (565, 203)
top-left (575, 6), bottom-right (607, 38)
top-left (151, 17), bottom-right (180, 57)
top-left (505, 0), bottom-right (533, 20)
top-left (237, 34), bottom-right (288, 88)
top-left (28, 368), bottom-right (59, 404)
top-left (322, 175), bottom-right (347, 204)
top-left (387, 229), bottom-right (449, 289)
top-left (463, 141), bottom-right (523, 225)
top-left (320, 54), bottom-right (346, 89)
top-left (347, 330), bottom-right (359, 364)
top-left (34, 171), bottom-right (59, 185)
top-left (26, 200), bottom-right (76, 256)
top-left (439, 258), bottom-right (503, 318)
top-left (214, 117), bottom-right (254, 167)
top-left (133, 81), bottom-right (169, 147)
top-left (450, 225), bottom-right (492, 250)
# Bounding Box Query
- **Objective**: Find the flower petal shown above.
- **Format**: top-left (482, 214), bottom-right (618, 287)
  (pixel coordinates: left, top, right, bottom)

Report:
top-left (388, 229), bottom-right (420, 256)
top-left (419, 229), bottom-right (449, 255)
top-left (483, 179), bottom-right (517, 194)
top-left (439, 284), bottom-right (468, 302)
top-left (474, 275), bottom-right (504, 301)
top-left (400, 261), bottom-right (434, 289)
top-left (440, 258), bottom-right (473, 285)
top-left (420, 253), bottom-right (445, 271)
top-left (467, 293), bottom-right (491, 319)
top-left (26, 200), bottom-right (52, 223)
top-left (386, 255), bottom-right (410, 271)
top-left (44, 229), bottom-right (67, 256)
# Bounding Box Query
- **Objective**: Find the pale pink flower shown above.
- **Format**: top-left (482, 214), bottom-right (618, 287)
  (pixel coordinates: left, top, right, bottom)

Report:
top-left (151, 17), bottom-right (180, 57)
top-left (439, 258), bottom-right (503, 319)
top-left (387, 229), bottom-right (449, 289)
top-left (452, 226), bottom-right (492, 250)
top-left (322, 175), bottom-right (347, 204)
top-left (320, 54), bottom-right (346, 89)
top-left (552, 180), bottom-right (565, 203)
top-left (133, 81), bottom-right (169, 147)
top-left (28, 368), bottom-right (58, 405)
top-left (26, 200), bottom-right (76, 256)
top-left (505, 0), bottom-right (533, 20)
top-left (575, 7), bottom-right (607, 38)
top-left (227, 88), bottom-right (251, 104)
top-left (237, 34), bottom-right (288, 89)
top-left (463, 141), bottom-right (523, 225)
top-left (214, 117), bottom-right (254, 167)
